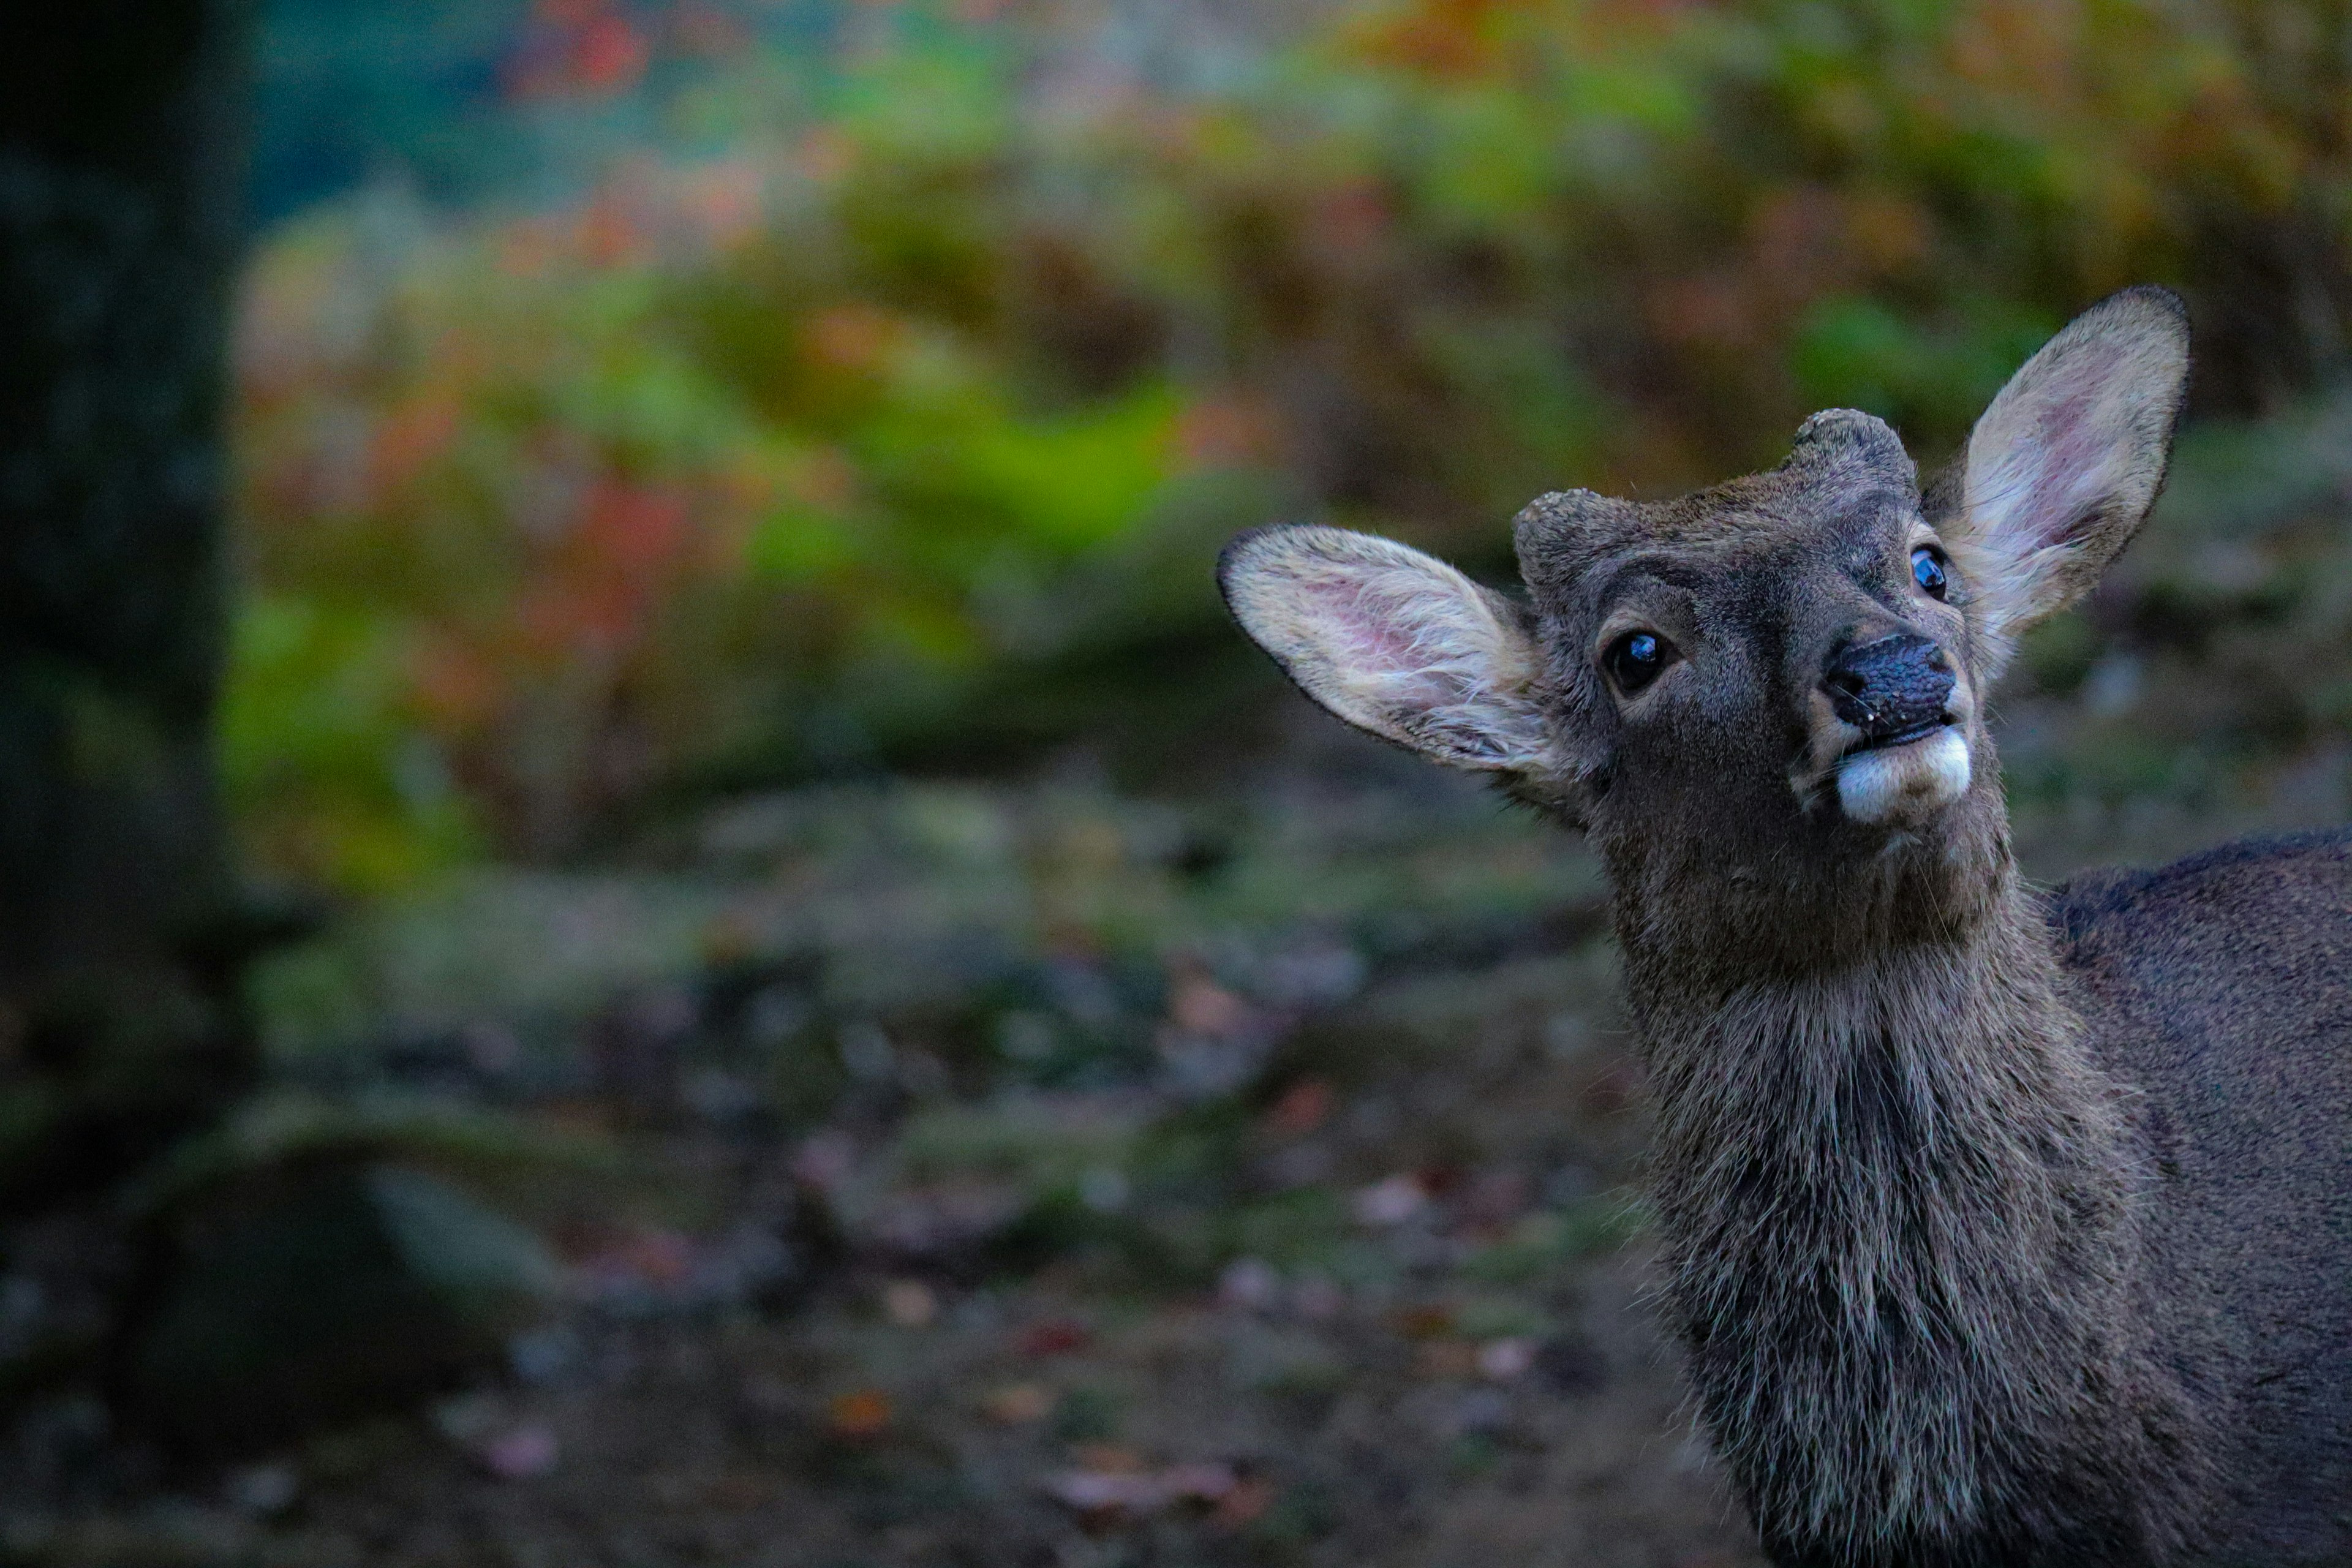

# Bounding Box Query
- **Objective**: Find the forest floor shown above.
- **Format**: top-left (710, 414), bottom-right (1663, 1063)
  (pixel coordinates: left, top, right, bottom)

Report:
top-left (0, 715), bottom-right (1779, 1568)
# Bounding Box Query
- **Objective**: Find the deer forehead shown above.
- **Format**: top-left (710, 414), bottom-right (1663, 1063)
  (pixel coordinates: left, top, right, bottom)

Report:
top-left (1517, 413), bottom-right (1923, 597)
top-left (1515, 480), bottom-right (1930, 630)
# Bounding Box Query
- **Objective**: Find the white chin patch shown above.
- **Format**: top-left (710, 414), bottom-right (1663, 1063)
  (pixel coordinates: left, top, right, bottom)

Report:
top-left (1835, 728), bottom-right (1972, 825)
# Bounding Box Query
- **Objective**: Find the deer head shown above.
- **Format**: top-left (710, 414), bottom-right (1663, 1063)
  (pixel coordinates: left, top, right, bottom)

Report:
top-left (1220, 288), bottom-right (2190, 967)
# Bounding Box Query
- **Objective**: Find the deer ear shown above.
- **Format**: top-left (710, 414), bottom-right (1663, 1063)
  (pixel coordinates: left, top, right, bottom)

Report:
top-left (1218, 525), bottom-right (1559, 778)
top-left (1954, 286), bottom-right (2189, 669)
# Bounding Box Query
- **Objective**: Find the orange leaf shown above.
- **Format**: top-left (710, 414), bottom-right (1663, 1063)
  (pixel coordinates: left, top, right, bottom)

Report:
top-left (828, 1389), bottom-right (892, 1439)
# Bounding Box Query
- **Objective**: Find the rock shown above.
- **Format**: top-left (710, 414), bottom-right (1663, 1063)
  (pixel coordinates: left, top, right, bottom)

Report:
top-left (880, 1278), bottom-right (938, 1327)
top-left (478, 1422), bottom-right (559, 1480)
top-left (1352, 1173), bottom-right (1427, 1227)
top-left (1039, 1459), bottom-right (1238, 1517)
top-left (1476, 1336), bottom-right (1537, 1381)
top-left (121, 1161), bottom-right (559, 1454)
top-left (222, 1462), bottom-right (298, 1517)
top-left (1218, 1257), bottom-right (1281, 1313)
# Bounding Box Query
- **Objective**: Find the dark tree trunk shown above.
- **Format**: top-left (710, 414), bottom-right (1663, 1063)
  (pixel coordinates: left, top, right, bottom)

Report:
top-left (0, 1), bottom-right (257, 1205)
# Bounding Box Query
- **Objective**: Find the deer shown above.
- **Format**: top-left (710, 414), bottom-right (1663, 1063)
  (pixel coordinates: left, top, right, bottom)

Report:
top-left (1217, 287), bottom-right (2352, 1568)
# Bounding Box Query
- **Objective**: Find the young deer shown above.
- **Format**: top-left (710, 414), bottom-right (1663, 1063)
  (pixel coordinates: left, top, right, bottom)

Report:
top-left (1219, 287), bottom-right (2352, 1568)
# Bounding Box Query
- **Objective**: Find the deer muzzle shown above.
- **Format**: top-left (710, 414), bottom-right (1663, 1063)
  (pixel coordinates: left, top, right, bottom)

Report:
top-left (1824, 633), bottom-right (1954, 747)
top-left (1820, 633), bottom-right (1970, 824)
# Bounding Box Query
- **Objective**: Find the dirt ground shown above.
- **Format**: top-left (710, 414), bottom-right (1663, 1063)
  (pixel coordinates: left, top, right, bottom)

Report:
top-left (0, 721), bottom-right (1777, 1568)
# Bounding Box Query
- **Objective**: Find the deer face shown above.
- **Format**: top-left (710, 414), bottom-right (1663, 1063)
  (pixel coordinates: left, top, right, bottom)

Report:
top-left (1508, 409), bottom-right (1985, 846)
top-left (1220, 288), bottom-right (2188, 925)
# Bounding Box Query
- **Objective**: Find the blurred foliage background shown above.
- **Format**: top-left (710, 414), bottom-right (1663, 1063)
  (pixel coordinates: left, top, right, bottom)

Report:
top-left (231, 0), bottom-right (2352, 892)
top-left (15, 1), bottom-right (2352, 1558)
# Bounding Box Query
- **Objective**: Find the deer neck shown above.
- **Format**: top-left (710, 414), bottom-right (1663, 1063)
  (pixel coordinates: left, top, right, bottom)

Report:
top-left (1613, 841), bottom-right (2185, 1555)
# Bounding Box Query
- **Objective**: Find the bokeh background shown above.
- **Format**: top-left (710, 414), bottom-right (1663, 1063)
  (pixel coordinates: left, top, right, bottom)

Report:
top-left (6, 2), bottom-right (2352, 1563)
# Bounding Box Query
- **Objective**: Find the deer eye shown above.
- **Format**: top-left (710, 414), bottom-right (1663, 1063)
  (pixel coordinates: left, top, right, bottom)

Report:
top-left (1911, 546), bottom-right (1949, 601)
top-left (1603, 630), bottom-right (1676, 695)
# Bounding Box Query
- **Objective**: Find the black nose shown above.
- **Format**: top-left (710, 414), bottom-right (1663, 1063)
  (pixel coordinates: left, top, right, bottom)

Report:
top-left (1823, 633), bottom-right (1954, 744)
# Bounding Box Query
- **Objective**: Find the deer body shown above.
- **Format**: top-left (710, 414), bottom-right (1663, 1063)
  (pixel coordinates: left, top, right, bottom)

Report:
top-left (1219, 288), bottom-right (2352, 1566)
top-left (2044, 834), bottom-right (2352, 1558)
top-left (1631, 824), bottom-right (2352, 1566)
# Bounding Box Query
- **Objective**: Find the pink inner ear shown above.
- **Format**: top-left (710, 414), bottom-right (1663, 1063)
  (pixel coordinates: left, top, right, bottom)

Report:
top-left (1308, 578), bottom-right (1414, 669)
top-left (2008, 341), bottom-right (2127, 550)
top-left (1297, 574), bottom-right (1461, 709)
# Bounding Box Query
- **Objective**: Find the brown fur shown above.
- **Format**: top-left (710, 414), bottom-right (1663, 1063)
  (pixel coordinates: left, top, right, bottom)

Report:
top-left (1216, 287), bottom-right (2352, 1566)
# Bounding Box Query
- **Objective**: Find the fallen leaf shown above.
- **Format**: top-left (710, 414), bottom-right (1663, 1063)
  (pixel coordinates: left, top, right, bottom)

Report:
top-left (791, 1129), bottom-right (856, 1190)
top-left (1292, 1273), bottom-right (1346, 1321)
top-left (882, 1278), bottom-right (938, 1327)
top-left (1019, 1318), bottom-right (1090, 1357)
top-left (828, 1389), bottom-right (892, 1438)
top-left (1265, 1077), bottom-right (1333, 1136)
top-left (1069, 1443), bottom-right (1144, 1474)
top-left (982, 1382), bottom-right (1054, 1424)
top-left (1394, 1303), bottom-right (1456, 1340)
top-left (1460, 1169), bottom-right (1532, 1229)
top-left (1214, 1476), bottom-right (1277, 1527)
top-left (1169, 974), bottom-right (1250, 1036)
top-left (1416, 1340), bottom-right (1479, 1379)
top-left (699, 1472), bottom-right (769, 1509)
top-left (590, 1227), bottom-right (693, 1285)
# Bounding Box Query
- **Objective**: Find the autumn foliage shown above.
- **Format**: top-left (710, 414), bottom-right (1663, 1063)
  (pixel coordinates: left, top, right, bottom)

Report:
top-left (230, 0), bottom-right (2352, 889)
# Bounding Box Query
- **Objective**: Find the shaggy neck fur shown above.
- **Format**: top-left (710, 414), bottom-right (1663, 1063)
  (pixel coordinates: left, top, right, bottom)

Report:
top-left (1610, 830), bottom-right (2204, 1567)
